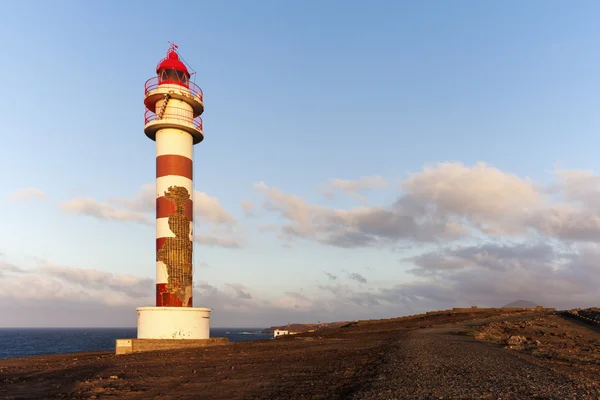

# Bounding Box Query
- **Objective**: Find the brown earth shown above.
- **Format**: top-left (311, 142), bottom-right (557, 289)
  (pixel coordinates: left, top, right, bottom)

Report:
top-left (1, 308), bottom-right (599, 399)
top-left (566, 307), bottom-right (600, 323)
top-left (462, 310), bottom-right (600, 389)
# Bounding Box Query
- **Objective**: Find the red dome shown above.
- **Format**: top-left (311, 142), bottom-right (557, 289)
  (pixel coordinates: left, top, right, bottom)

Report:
top-left (156, 49), bottom-right (190, 77)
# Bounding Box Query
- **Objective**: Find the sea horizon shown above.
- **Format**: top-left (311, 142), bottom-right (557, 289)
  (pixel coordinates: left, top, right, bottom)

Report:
top-left (0, 327), bottom-right (273, 360)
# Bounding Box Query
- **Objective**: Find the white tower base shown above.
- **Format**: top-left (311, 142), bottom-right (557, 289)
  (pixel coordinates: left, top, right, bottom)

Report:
top-left (137, 306), bottom-right (211, 339)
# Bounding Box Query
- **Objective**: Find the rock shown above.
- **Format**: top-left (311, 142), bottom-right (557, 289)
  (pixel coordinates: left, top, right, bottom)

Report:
top-left (506, 335), bottom-right (526, 346)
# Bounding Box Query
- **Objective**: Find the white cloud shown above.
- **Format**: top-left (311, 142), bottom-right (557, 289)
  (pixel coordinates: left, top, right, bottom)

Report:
top-left (240, 200), bottom-right (255, 217)
top-left (0, 262), bottom-right (153, 307)
top-left (9, 188), bottom-right (47, 201)
top-left (323, 271), bottom-right (337, 280)
top-left (224, 283), bottom-right (253, 300)
top-left (399, 162), bottom-right (540, 236)
top-left (195, 234), bottom-right (242, 248)
top-left (38, 262), bottom-right (153, 300)
top-left (2, 238), bottom-right (600, 328)
top-left (0, 260), bottom-right (24, 275)
top-left (243, 162), bottom-right (600, 313)
top-left (550, 169), bottom-right (600, 209)
top-left (402, 162), bottom-right (540, 217)
top-left (8, 161), bottom-right (600, 327)
top-left (348, 272), bottom-right (368, 284)
top-left (320, 176), bottom-right (388, 203)
top-left (106, 184), bottom-right (236, 225)
top-left (254, 179), bottom-right (464, 248)
top-left (397, 241), bottom-right (600, 310)
top-left (107, 183), bottom-right (155, 213)
top-left (0, 261), bottom-right (388, 327)
top-left (193, 192), bottom-right (236, 224)
top-left (59, 184), bottom-right (240, 248)
top-left (254, 162), bottom-right (600, 248)
top-left (59, 197), bottom-right (151, 224)
top-left (258, 224), bottom-right (278, 232)
top-left (330, 176), bottom-right (389, 192)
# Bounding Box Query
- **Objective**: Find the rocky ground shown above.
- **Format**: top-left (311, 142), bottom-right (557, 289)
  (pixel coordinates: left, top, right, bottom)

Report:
top-left (353, 321), bottom-right (600, 399)
top-left (462, 311), bottom-right (600, 393)
top-left (1, 308), bottom-right (599, 399)
top-left (566, 308), bottom-right (600, 324)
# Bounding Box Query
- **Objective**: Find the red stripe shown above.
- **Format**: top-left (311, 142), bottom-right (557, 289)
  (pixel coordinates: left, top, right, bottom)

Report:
top-left (156, 283), bottom-right (193, 307)
top-left (156, 197), bottom-right (193, 221)
top-left (156, 155), bottom-right (193, 180)
top-left (156, 237), bottom-right (167, 255)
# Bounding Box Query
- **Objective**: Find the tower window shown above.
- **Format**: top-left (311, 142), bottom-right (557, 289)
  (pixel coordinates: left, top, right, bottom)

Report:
top-left (159, 69), bottom-right (189, 86)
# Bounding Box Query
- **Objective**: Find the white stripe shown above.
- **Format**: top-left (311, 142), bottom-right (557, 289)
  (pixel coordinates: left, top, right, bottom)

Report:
top-left (156, 176), bottom-right (193, 199)
top-left (166, 98), bottom-right (193, 111)
top-left (156, 129), bottom-right (193, 158)
top-left (156, 261), bottom-right (168, 284)
top-left (156, 217), bottom-right (194, 242)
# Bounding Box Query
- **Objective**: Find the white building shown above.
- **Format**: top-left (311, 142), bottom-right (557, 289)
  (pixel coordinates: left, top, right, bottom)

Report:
top-left (273, 329), bottom-right (300, 338)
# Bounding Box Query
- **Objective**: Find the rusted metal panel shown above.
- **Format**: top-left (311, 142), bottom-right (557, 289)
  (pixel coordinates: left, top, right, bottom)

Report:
top-left (156, 186), bottom-right (193, 307)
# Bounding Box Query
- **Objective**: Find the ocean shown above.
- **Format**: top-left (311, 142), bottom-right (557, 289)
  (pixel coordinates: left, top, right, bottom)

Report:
top-left (0, 328), bottom-right (273, 360)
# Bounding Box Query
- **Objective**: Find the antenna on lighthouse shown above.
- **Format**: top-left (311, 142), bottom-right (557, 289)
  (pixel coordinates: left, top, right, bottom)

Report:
top-left (168, 40), bottom-right (178, 52)
top-left (167, 41), bottom-right (198, 81)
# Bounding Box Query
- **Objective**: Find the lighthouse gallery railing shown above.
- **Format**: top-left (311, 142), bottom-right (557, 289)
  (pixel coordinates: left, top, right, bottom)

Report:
top-left (144, 77), bottom-right (204, 103)
top-left (144, 107), bottom-right (203, 131)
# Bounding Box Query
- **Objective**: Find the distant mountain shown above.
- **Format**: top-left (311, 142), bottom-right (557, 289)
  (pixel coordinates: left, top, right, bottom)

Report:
top-left (503, 300), bottom-right (539, 308)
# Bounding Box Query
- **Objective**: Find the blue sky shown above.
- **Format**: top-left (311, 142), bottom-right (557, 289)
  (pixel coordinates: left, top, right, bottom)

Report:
top-left (2, 1), bottom-right (600, 327)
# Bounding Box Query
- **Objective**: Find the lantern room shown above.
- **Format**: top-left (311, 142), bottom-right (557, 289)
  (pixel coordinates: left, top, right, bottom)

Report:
top-left (156, 46), bottom-right (190, 88)
top-left (143, 43), bottom-right (205, 145)
top-left (144, 43), bottom-right (203, 114)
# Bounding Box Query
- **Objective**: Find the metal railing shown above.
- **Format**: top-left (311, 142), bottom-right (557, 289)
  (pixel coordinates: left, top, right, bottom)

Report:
top-left (144, 107), bottom-right (203, 131)
top-left (144, 76), bottom-right (203, 102)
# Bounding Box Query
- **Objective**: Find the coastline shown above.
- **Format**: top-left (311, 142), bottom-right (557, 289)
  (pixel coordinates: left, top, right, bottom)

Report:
top-left (2, 307), bottom-right (598, 399)
top-left (0, 327), bottom-right (272, 361)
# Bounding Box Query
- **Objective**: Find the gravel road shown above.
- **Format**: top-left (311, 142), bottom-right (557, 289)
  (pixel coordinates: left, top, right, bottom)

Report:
top-left (352, 325), bottom-right (600, 400)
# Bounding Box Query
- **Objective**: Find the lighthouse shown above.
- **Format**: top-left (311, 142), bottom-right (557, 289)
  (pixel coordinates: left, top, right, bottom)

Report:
top-left (136, 43), bottom-right (211, 340)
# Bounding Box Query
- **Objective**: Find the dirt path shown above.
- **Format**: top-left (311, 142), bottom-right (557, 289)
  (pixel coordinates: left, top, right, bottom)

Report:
top-left (352, 325), bottom-right (600, 399)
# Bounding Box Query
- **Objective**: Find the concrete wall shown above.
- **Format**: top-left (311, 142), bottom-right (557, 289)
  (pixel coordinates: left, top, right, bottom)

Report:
top-left (116, 337), bottom-right (228, 355)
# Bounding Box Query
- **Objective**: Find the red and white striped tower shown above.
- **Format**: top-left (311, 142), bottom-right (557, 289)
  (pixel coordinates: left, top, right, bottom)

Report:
top-left (137, 43), bottom-right (211, 340)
